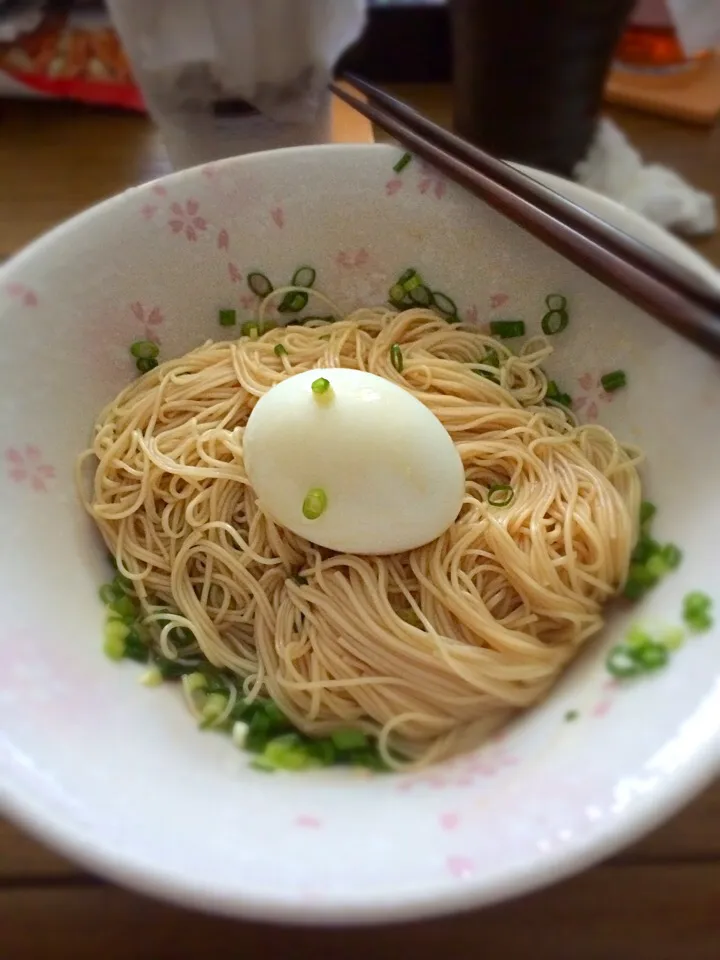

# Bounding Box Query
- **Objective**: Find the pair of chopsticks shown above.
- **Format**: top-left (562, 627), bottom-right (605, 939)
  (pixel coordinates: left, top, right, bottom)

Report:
top-left (330, 74), bottom-right (720, 358)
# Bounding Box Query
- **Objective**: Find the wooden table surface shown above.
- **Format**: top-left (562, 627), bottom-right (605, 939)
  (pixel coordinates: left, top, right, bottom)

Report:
top-left (1, 87), bottom-right (720, 959)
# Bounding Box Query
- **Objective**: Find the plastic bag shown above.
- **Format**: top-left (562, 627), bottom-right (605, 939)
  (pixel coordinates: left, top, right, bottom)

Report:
top-left (106, 0), bottom-right (366, 168)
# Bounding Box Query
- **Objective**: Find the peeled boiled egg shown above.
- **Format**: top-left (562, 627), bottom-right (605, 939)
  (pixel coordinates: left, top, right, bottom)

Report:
top-left (242, 368), bottom-right (465, 554)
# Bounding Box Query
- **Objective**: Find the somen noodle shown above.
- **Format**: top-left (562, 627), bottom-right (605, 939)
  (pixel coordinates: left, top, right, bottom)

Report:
top-left (79, 303), bottom-right (642, 769)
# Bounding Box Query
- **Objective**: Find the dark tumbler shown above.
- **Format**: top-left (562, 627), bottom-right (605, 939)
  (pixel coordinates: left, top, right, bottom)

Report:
top-left (451, 0), bottom-right (634, 176)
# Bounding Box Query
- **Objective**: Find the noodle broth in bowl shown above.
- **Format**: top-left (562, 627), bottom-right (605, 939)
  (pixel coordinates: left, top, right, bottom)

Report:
top-left (1, 144), bottom-right (719, 922)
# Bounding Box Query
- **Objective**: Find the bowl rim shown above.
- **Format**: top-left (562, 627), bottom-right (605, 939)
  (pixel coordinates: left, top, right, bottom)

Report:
top-left (2, 142), bottom-right (720, 925)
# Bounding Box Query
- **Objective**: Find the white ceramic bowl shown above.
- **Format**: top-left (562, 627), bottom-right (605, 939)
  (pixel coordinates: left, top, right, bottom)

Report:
top-left (1, 144), bottom-right (719, 924)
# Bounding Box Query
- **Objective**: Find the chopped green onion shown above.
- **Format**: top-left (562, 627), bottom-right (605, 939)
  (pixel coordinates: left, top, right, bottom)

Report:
top-left (606, 645), bottom-right (643, 679)
top-left (390, 343), bottom-right (403, 373)
top-left (231, 720), bottom-right (249, 749)
top-left (307, 738), bottom-right (336, 766)
top-left (487, 483), bottom-right (514, 507)
top-left (631, 536), bottom-right (660, 564)
top-left (541, 309), bottom-right (569, 336)
top-left (661, 543), bottom-right (682, 570)
top-left (564, 709), bottom-right (579, 722)
top-left (630, 640), bottom-right (669, 672)
top-left (545, 380), bottom-right (572, 407)
top-left (409, 284), bottom-right (433, 307)
top-left (623, 577), bottom-right (647, 601)
top-left (274, 343), bottom-right (287, 357)
top-left (311, 377), bottom-right (331, 395)
top-left (218, 308), bottom-right (237, 327)
top-left (601, 370), bottom-right (627, 393)
top-left (398, 268), bottom-right (421, 291)
top-left (640, 501), bottom-right (657, 526)
top-left (627, 562), bottom-right (659, 588)
top-left (263, 701), bottom-right (290, 729)
top-left (278, 291), bottom-right (309, 313)
top-left (155, 656), bottom-right (194, 680)
top-left (683, 591), bottom-right (713, 632)
top-left (109, 594), bottom-right (137, 621)
top-left (432, 291), bottom-right (458, 321)
top-left (660, 626), bottom-right (685, 651)
top-left (474, 348), bottom-right (499, 382)
top-left (393, 151), bottom-right (412, 173)
top-left (349, 748), bottom-right (388, 772)
top-left (99, 582), bottom-right (123, 605)
top-left (200, 692), bottom-right (229, 728)
top-left (241, 321), bottom-right (260, 339)
top-left (626, 623), bottom-right (653, 649)
top-left (185, 671), bottom-right (208, 693)
top-left (389, 283), bottom-right (407, 305)
top-left (483, 348), bottom-right (499, 368)
top-left (250, 755), bottom-right (277, 772)
top-left (136, 357), bottom-right (158, 374)
top-left (247, 272), bottom-right (273, 298)
top-left (490, 319), bottom-right (525, 339)
top-left (130, 340), bottom-right (160, 360)
top-left (139, 666), bottom-right (163, 687)
top-left (263, 733), bottom-right (318, 771)
top-left (683, 591), bottom-right (711, 617)
top-left (330, 728), bottom-right (369, 751)
top-left (123, 628), bottom-right (149, 664)
top-left (291, 266), bottom-right (316, 288)
top-left (113, 572), bottom-right (133, 594)
top-left (545, 293), bottom-right (568, 312)
top-left (103, 619), bottom-right (129, 661)
top-left (260, 319), bottom-right (277, 333)
top-left (197, 666), bottom-right (232, 695)
top-left (302, 488), bottom-right (327, 520)
top-left (645, 553), bottom-right (669, 579)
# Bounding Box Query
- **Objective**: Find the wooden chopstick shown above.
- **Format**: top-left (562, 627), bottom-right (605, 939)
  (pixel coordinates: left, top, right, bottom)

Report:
top-left (330, 78), bottom-right (720, 358)
top-left (344, 73), bottom-right (720, 312)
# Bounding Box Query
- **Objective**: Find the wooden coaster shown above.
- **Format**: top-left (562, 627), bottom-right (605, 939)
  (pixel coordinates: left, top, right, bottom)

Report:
top-left (605, 51), bottom-right (720, 124)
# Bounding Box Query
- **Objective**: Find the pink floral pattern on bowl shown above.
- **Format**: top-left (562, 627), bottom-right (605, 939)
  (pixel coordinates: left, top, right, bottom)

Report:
top-left (168, 199), bottom-right (208, 242)
top-left (573, 372), bottom-right (616, 422)
top-left (4, 281), bottom-right (38, 307)
top-left (130, 302), bottom-right (164, 344)
top-left (397, 744), bottom-right (518, 792)
top-left (5, 445), bottom-right (55, 492)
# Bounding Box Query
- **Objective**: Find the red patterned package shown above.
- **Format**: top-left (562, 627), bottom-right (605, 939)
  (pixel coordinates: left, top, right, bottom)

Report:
top-left (0, 5), bottom-right (143, 110)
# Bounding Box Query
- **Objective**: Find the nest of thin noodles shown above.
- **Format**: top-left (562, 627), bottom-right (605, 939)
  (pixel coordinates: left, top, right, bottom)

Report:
top-left (79, 306), bottom-right (641, 769)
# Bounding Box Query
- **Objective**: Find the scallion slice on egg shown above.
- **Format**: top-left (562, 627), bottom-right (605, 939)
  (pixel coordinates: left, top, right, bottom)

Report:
top-left (311, 377), bottom-right (331, 397)
top-left (302, 488), bottom-right (328, 520)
